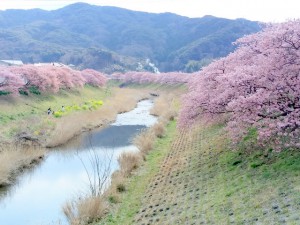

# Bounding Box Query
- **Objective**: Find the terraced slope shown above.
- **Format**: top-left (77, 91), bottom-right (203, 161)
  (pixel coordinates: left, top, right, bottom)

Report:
top-left (133, 124), bottom-right (228, 225)
top-left (133, 126), bottom-right (300, 225)
top-left (103, 122), bottom-right (300, 225)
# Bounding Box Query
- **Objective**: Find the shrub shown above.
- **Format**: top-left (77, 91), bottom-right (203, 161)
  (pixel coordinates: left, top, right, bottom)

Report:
top-left (94, 100), bottom-right (103, 106)
top-left (28, 86), bottom-right (41, 95)
top-left (116, 183), bottom-right (126, 193)
top-left (134, 130), bottom-right (155, 157)
top-left (0, 91), bottom-right (10, 96)
top-left (72, 105), bottom-right (81, 111)
top-left (151, 122), bottom-right (166, 138)
top-left (63, 195), bottom-right (108, 225)
top-left (109, 171), bottom-right (126, 195)
top-left (82, 105), bottom-right (89, 110)
top-left (18, 89), bottom-right (28, 96)
top-left (53, 111), bottom-right (63, 118)
top-left (163, 109), bottom-right (177, 121)
top-left (108, 195), bottom-right (120, 204)
top-left (117, 152), bottom-right (142, 177)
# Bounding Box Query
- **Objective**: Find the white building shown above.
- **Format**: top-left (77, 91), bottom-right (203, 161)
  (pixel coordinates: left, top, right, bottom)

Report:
top-left (0, 60), bottom-right (23, 66)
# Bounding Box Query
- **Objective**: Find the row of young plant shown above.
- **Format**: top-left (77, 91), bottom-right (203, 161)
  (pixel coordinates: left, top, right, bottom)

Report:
top-left (63, 95), bottom-right (177, 225)
top-left (52, 100), bottom-right (103, 118)
top-left (179, 20), bottom-right (300, 151)
top-left (0, 64), bottom-right (107, 95)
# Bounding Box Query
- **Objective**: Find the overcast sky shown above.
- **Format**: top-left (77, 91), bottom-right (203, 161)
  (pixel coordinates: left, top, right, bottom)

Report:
top-left (0, 0), bottom-right (299, 22)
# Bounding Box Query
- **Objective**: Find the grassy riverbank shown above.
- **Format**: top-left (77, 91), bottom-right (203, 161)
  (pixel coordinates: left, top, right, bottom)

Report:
top-left (96, 120), bottom-right (300, 224)
top-left (0, 85), bottom-right (153, 188)
top-left (0, 85), bottom-right (110, 146)
top-left (0, 85), bottom-right (153, 147)
top-left (46, 87), bottom-right (150, 147)
top-left (0, 85), bottom-right (110, 186)
top-left (61, 87), bottom-right (182, 225)
top-left (4, 83), bottom-right (298, 224)
top-left (101, 121), bottom-right (177, 225)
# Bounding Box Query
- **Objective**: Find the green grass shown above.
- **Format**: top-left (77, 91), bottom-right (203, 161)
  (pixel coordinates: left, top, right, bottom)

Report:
top-left (99, 121), bottom-right (177, 225)
top-left (98, 120), bottom-right (300, 224)
top-left (0, 85), bottom-right (111, 140)
top-left (185, 124), bottom-right (300, 224)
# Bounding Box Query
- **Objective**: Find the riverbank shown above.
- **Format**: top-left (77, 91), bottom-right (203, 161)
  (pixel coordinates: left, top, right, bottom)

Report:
top-left (98, 119), bottom-right (300, 224)
top-left (45, 87), bottom-right (151, 147)
top-left (60, 86), bottom-right (183, 224)
top-left (0, 85), bottom-right (154, 148)
top-left (0, 83), bottom-right (185, 222)
top-left (0, 85), bottom-right (108, 147)
top-left (0, 146), bottom-right (45, 188)
top-left (0, 85), bottom-right (156, 188)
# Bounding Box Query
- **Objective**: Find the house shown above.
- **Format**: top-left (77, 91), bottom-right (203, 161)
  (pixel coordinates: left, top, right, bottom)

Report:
top-left (0, 60), bottom-right (23, 66)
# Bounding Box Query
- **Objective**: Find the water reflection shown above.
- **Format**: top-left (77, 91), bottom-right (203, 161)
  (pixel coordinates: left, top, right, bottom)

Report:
top-left (83, 125), bottom-right (146, 148)
top-left (0, 99), bottom-right (157, 225)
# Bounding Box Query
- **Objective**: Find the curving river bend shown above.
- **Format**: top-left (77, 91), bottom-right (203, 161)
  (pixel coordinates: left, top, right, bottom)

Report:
top-left (0, 99), bottom-right (157, 225)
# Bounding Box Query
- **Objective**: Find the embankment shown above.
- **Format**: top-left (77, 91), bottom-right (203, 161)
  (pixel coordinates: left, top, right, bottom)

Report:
top-left (100, 120), bottom-right (300, 224)
top-left (0, 146), bottom-right (45, 187)
top-left (45, 88), bottom-right (151, 147)
top-left (0, 86), bottom-right (155, 188)
top-left (0, 86), bottom-right (153, 148)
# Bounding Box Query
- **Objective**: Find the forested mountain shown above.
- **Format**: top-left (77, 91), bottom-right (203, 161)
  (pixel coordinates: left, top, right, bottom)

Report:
top-left (0, 3), bottom-right (261, 73)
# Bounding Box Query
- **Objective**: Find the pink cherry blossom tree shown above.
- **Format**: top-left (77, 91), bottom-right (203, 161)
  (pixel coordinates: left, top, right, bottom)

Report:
top-left (0, 66), bottom-right (24, 94)
top-left (1, 64), bottom-right (107, 95)
top-left (112, 71), bottom-right (191, 85)
top-left (9, 65), bottom-right (52, 92)
top-left (179, 20), bottom-right (300, 151)
top-left (81, 69), bottom-right (107, 87)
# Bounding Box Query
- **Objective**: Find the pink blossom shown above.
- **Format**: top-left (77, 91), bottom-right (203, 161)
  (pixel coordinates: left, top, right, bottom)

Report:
top-left (179, 20), bottom-right (300, 150)
top-left (81, 69), bottom-right (107, 87)
top-left (0, 64), bottom-right (107, 94)
top-left (111, 71), bottom-right (191, 85)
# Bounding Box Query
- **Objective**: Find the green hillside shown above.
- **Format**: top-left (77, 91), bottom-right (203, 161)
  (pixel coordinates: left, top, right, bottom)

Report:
top-left (0, 3), bottom-right (260, 73)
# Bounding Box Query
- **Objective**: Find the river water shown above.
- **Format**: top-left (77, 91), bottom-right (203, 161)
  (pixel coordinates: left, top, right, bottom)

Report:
top-left (0, 99), bottom-right (157, 225)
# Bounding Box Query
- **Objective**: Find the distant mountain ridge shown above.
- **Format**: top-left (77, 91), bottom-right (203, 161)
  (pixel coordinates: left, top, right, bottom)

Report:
top-left (0, 3), bottom-right (261, 73)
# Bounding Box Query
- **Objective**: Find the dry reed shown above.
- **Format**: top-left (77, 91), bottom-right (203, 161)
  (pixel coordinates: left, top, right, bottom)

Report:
top-left (150, 97), bottom-right (168, 117)
top-left (133, 130), bottom-right (155, 157)
top-left (117, 152), bottom-right (143, 177)
top-left (0, 147), bottom-right (45, 186)
top-left (107, 170), bottom-right (126, 203)
top-left (151, 121), bottom-right (166, 138)
top-left (162, 109), bottom-right (178, 121)
top-left (110, 171), bottom-right (126, 192)
top-left (63, 195), bottom-right (108, 225)
top-left (150, 92), bottom-right (178, 122)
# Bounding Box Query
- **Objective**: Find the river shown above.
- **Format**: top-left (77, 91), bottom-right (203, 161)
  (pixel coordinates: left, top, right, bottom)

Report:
top-left (0, 99), bottom-right (157, 225)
